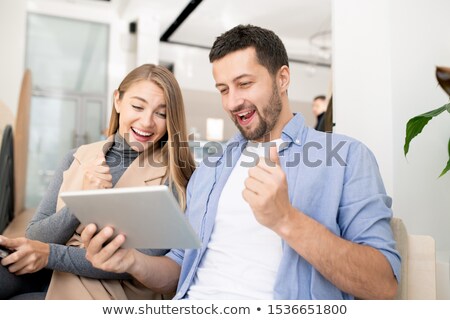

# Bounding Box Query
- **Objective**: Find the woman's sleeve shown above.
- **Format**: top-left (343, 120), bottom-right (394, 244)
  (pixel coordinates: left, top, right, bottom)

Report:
top-left (47, 244), bottom-right (131, 279)
top-left (26, 149), bottom-right (81, 244)
top-left (46, 246), bottom-right (167, 279)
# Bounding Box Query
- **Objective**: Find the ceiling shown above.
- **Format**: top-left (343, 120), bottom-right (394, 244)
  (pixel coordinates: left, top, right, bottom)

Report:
top-left (74, 0), bottom-right (332, 66)
top-left (167, 0), bottom-right (332, 64)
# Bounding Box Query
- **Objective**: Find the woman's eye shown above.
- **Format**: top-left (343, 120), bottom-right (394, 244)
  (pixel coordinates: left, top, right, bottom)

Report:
top-left (132, 105), bottom-right (143, 110)
top-left (156, 112), bottom-right (166, 119)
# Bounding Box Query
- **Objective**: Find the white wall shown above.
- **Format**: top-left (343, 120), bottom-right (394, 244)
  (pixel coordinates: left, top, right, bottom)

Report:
top-left (390, 0), bottom-right (450, 252)
top-left (106, 1), bottom-right (160, 121)
top-left (333, 0), bottom-right (394, 195)
top-left (334, 0), bottom-right (450, 252)
top-left (159, 42), bottom-right (216, 93)
top-left (0, 0), bottom-right (27, 115)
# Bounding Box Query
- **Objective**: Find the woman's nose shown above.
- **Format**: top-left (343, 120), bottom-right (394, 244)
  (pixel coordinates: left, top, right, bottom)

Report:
top-left (141, 111), bottom-right (155, 128)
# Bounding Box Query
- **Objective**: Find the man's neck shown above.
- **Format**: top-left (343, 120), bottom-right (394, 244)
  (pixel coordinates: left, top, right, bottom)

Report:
top-left (258, 105), bottom-right (293, 142)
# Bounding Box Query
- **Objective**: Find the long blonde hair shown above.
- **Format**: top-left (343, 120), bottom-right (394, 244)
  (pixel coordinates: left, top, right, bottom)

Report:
top-left (108, 64), bottom-right (196, 210)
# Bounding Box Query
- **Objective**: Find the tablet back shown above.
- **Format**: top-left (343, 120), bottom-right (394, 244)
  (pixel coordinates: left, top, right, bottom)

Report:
top-left (60, 185), bottom-right (201, 249)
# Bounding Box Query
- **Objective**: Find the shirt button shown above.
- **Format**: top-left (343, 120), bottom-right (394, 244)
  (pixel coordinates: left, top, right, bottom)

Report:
top-left (295, 139), bottom-right (300, 144)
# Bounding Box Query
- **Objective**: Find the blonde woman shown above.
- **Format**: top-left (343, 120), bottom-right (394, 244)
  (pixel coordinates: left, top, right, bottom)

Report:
top-left (0, 64), bottom-right (196, 299)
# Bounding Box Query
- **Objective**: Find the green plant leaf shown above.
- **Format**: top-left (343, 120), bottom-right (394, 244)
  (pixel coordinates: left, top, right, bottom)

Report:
top-left (404, 103), bottom-right (450, 156)
top-left (439, 138), bottom-right (450, 177)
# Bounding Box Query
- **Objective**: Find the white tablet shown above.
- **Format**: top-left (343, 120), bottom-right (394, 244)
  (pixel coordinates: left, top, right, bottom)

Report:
top-left (60, 185), bottom-right (201, 249)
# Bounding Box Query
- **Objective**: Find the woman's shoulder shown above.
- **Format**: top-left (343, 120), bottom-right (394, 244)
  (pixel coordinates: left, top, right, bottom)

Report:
top-left (59, 147), bottom-right (78, 169)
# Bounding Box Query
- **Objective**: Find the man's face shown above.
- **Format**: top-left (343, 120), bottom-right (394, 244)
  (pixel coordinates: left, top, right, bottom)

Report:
top-left (212, 47), bottom-right (282, 142)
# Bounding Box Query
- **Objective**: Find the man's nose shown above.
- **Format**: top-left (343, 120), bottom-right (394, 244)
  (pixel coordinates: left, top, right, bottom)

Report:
top-left (225, 90), bottom-right (244, 112)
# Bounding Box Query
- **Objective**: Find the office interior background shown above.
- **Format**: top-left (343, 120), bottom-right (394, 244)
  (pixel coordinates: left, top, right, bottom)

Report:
top-left (0, 0), bottom-right (449, 298)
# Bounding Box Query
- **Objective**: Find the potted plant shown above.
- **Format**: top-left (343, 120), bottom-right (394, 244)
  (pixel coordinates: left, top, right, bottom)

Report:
top-left (404, 66), bottom-right (450, 177)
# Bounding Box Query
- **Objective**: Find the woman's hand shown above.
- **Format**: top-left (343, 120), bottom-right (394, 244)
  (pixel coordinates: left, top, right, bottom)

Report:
top-left (82, 153), bottom-right (112, 190)
top-left (0, 236), bottom-right (50, 275)
top-left (81, 224), bottom-right (136, 274)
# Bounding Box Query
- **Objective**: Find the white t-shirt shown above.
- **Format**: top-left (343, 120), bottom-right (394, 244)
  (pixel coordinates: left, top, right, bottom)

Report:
top-left (186, 140), bottom-right (283, 299)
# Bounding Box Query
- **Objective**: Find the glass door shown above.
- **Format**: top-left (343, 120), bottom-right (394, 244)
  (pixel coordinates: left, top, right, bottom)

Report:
top-left (26, 95), bottom-right (78, 206)
top-left (25, 13), bottom-right (108, 207)
top-left (84, 98), bottom-right (108, 142)
top-left (25, 92), bottom-right (106, 207)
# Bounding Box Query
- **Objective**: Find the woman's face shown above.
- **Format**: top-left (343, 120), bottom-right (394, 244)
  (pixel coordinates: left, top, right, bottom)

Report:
top-left (114, 80), bottom-right (167, 152)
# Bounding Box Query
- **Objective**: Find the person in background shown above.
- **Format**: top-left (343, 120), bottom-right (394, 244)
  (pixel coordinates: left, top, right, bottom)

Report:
top-left (0, 64), bottom-right (196, 299)
top-left (312, 95), bottom-right (327, 131)
top-left (82, 25), bottom-right (400, 300)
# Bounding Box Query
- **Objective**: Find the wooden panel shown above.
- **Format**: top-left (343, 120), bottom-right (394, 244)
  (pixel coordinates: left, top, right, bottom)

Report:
top-left (2, 208), bottom-right (35, 238)
top-left (13, 69), bottom-right (32, 216)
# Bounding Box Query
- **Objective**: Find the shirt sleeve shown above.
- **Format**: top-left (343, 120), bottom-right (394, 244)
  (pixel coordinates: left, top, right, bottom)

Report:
top-left (26, 149), bottom-right (81, 244)
top-left (338, 142), bottom-right (401, 282)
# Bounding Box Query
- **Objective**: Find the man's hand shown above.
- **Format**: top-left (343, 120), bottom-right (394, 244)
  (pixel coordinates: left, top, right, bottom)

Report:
top-left (81, 224), bottom-right (136, 274)
top-left (82, 224), bottom-right (181, 293)
top-left (242, 146), bottom-right (294, 232)
top-left (0, 236), bottom-right (50, 275)
top-left (82, 153), bottom-right (113, 190)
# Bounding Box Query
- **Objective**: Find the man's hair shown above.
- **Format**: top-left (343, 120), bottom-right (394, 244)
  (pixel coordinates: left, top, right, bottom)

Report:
top-left (313, 95), bottom-right (326, 101)
top-left (209, 24), bottom-right (289, 77)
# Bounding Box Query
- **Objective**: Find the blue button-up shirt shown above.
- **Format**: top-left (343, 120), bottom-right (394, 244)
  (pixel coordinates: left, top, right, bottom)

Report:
top-left (167, 113), bottom-right (401, 299)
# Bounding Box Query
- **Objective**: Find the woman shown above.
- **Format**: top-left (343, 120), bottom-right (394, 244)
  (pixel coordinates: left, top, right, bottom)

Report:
top-left (0, 64), bottom-right (196, 299)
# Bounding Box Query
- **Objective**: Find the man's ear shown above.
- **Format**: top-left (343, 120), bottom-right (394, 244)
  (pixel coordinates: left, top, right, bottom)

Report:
top-left (113, 90), bottom-right (121, 113)
top-left (278, 66), bottom-right (290, 93)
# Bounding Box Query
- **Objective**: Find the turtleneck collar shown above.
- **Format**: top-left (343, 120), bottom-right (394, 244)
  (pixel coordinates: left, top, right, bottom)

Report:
top-left (104, 133), bottom-right (140, 171)
top-left (113, 133), bottom-right (140, 157)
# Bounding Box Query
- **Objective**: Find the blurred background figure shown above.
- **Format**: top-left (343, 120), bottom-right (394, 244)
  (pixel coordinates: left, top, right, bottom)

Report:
top-left (312, 95), bottom-right (327, 131)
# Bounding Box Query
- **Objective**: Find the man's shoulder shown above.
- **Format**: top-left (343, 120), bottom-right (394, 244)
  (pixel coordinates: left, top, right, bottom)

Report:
top-left (304, 129), bottom-right (369, 153)
top-left (295, 129), bottom-right (378, 172)
top-left (305, 128), bottom-right (358, 143)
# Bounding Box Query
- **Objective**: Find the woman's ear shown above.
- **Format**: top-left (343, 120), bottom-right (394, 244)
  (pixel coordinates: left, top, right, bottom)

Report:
top-left (113, 90), bottom-right (121, 113)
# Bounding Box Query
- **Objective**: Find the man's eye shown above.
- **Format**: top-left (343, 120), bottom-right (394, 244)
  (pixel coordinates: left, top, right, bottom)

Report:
top-left (240, 82), bottom-right (251, 87)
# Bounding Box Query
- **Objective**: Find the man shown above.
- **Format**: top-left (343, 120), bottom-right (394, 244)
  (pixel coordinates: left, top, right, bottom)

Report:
top-left (312, 95), bottom-right (327, 131)
top-left (82, 25), bottom-right (400, 299)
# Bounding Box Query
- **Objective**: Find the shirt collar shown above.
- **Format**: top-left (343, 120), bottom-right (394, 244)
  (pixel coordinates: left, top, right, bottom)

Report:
top-left (226, 113), bottom-right (306, 150)
top-left (281, 113), bottom-right (305, 147)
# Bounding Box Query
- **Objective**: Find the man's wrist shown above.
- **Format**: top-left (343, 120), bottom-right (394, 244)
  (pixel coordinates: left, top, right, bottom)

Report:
top-left (274, 206), bottom-right (300, 240)
top-left (127, 250), bottom-right (141, 277)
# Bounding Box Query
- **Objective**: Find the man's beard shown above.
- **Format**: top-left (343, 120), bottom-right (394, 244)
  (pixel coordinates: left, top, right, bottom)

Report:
top-left (233, 84), bottom-right (282, 141)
